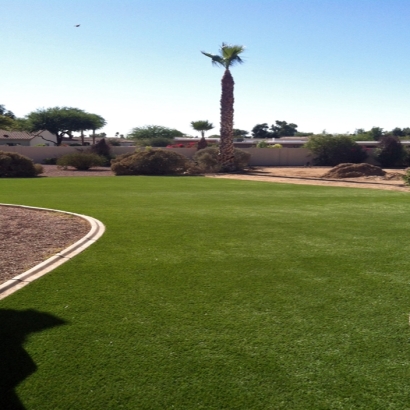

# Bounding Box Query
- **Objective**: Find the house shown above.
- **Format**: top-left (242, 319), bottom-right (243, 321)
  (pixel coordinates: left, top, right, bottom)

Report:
top-left (0, 130), bottom-right (57, 146)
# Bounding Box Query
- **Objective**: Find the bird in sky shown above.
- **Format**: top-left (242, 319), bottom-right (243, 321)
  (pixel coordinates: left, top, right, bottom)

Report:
top-left (75, 24), bottom-right (80, 27)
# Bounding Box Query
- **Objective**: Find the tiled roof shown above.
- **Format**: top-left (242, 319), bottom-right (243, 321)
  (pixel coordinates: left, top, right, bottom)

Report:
top-left (0, 129), bottom-right (35, 140)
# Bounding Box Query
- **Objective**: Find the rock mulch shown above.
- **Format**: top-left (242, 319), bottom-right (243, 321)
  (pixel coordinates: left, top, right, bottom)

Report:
top-left (0, 207), bottom-right (90, 285)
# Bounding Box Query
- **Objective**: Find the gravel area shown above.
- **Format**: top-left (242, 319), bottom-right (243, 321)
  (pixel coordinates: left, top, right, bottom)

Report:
top-left (0, 206), bottom-right (90, 285)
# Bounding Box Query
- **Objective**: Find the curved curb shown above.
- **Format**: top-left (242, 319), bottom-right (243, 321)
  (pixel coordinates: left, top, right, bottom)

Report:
top-left (0, 204), bottom-right (106, 300)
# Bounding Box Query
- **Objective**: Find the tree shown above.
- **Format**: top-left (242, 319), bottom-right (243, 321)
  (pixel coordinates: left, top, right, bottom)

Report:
top-left (305, 135), bottom-right (367, 166)
top-left (368, 127), bottom-right (383, 141)
top-left (402, 127), bottom-right (410, 136)
top-left (190, 120), bottom-right (214, 139)
top-left (0, 105), bottom-right (15, 119)
top-left (87, 114), bottom-right (106, 145)
top-left (26, 107), bottom-right (105, 146)
top-left (375, 135), bottom-right (405, 167)
top-left (233, 129), bottom-right (249, 138)
top-left (252, 123), bottom-right (272, 139)
top-left (190, 120), bottom-right (214, 150)
top-left (391, 127), bottom-right (405, 137)
top-left (270, 121), bottom-right (298, 137)
top-left (0, 105), bottom-right (17, 130)
top-left (202, 43), bottom-right (245, 171)
top-left (0, 115), bottom-right (15, 130)
top-left (127, 125), bottom-right (183, 141)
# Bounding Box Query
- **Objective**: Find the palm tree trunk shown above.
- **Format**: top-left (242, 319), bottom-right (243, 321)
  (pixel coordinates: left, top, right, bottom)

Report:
top-left (219, 69), bottom-right (235, 171)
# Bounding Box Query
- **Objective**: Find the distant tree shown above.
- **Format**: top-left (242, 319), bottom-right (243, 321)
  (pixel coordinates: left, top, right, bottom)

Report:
top-left (252, 123), bottom-right (272, 139)
top-left (233, 129), bottom-right (249, 138)
top-left (26, 107), bottom-right (105, 146)
top-left (190, 120), bottom-right (214, 138)
top-left (0, 115), bottom-right (15, 130)
top-left (305, 135), bottom-right (367, 166)
top-left (402, 127), bottom-right (410, 136)
top-left (128, 125), bottom-right (183, 141)
top-left (369, 127), bottom-right (384, 141)
top-left (202, 43), bottom-right (245, 171)
top-left (191, 120), bottom-right (214, 150)
top-left (375, 135), bottom-right (405, 167)
top-left (271, 120), bottom-right (298, 137)
top-left (0, 105), bottom-right (17, 130)
top-left (9, 118), bottom-right (31, 131)
top-left (87, 114), bottom-right (106, 145)
top-left (295, 131), bottom-right (314, 137)
top-left (0, 105), bottom-right (15, 119)
top-left (391, 127), bottom-right (405, 137)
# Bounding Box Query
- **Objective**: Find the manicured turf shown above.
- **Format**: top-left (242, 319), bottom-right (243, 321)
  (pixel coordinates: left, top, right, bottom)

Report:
top-left (1, 176), bottom-right (410, 409)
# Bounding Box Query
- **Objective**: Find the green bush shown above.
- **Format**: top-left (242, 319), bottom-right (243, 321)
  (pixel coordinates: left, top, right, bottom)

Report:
top-left (43, 157), bottom-right (58, 165)
top-left (57, 152), bottom-right (105, 170)
top-left (193, 147), bottom-right (251, 173)
top-left (256, 140), bottom-right (269, 148)
top-left (304, 135), bottom-right (367, 166)
top-left (402, 169), bottom-right (410, 186)
top-left (133, 137), bottom-right (174, 147)
top-left (0, 151), bottom-right (43, 177)
top-left (148, 137), bottom-right (175, 147)
top-left (374, 135), bottom-right (405, 167)
top-left (111, 149), bottom-right (194, 176)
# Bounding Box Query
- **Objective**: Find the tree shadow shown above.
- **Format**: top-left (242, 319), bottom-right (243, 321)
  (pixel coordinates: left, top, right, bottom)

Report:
top-left (0, 308), bottom-right (67, 410)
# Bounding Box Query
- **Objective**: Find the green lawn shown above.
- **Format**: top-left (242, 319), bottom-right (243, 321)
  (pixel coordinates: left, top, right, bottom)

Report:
top-left (1, 176), bottom-right (410, 409)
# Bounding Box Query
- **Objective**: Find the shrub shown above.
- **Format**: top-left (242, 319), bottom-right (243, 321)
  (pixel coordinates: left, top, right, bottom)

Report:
top-left (0, 151), bottom-right (43, 177)
top-left (90, 138), bottom-right (113, 166)
top-left (57, 152), bottom-right (105, 170)
top-left (34, 164), bottom-right (44, 175)
top-left (403, 147), bottom-right (410, 167)
top-left (256, 140), bottom-right (269, 148)
top-left (148, 137), bottom-right (176, 147)
top-left (403, 169), bottom-right (410, 186)
top-left (111, 149), bottom-right (193, 176)
top-left (193, 147), bottom-right (251, 173)
top-left (256, 142), bottom-right (282, 149)
top-left (374, 135), bottom-right (405, 167)
top-left (43, 157), bottom-right (58, 165)
top-left (193, 147), bottom-right (220, 172)
top-left (304, 135), bottom-right (367, 166)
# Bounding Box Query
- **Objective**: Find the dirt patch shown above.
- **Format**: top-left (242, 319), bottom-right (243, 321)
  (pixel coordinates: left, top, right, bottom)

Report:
top-left (39, 165), bottom-right (115, 177)
top-left (322, 163), bottom-right (386, 179)
top-left (0, 207), bottom-right (90, 285)
top-left (209, 166), bottom-right (409, 192)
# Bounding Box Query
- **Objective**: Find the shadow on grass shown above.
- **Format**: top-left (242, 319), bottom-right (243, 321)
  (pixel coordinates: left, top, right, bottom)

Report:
top-left (0, 309), bottom-right (66, 410)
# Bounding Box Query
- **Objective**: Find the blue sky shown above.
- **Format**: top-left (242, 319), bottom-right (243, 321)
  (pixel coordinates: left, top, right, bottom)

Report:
top-left (2, 0), bottom-right (410, 137)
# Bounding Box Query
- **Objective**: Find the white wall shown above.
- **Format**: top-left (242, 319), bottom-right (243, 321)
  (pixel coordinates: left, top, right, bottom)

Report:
top-left (0, 146), bottom-right (378, 167)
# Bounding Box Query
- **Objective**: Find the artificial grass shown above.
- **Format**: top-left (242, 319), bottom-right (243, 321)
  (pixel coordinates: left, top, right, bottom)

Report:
top-left (1, 176), bottom-right (410, 409)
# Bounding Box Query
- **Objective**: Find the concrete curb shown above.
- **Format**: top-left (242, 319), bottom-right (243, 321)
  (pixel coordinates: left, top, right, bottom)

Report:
top-left (0, 204), bottom-right (105, 300)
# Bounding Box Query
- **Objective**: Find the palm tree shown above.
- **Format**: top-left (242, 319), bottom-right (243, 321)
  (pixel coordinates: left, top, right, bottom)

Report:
top-left (88, 114), bottom-right (106, 145)
top-left (190, 120), bottom-right (214, 149)
top-left (202, 43), bottom-right (245, 171)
